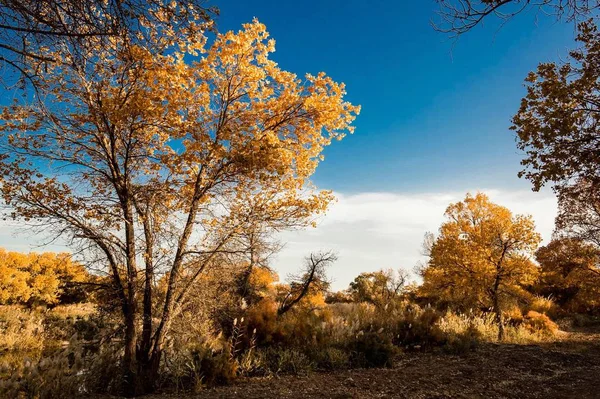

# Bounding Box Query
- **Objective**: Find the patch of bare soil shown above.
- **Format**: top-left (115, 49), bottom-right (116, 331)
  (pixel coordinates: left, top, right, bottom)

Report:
top-left (151, 328), bottom-right (600, 399)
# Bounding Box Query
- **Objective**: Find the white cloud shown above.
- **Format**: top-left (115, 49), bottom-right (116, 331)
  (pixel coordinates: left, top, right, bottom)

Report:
top-left (0, 219), bottom-right (70, 252)
top-left (0, 189), bottom-right (558, 291)
top-left (273, 189), bottom-right (558, 290)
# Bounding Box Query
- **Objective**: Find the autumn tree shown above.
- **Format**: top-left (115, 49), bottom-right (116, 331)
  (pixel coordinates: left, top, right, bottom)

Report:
top-left (512, 21), bottom-right (600, 193)
top-left (0, 248), bottom-right (88, 305)
top-left (0, 17), bottom-right (359, 396)
top-left (535, 238), bottom-right (600, 312)
top-left (433, 0), bottom-right (599, 37)
top-left (277, 251), bottom-right (336, 316)
top-left (348, 269), bottom-right (407, 309)
top-left (325, 290), bottom-right (352, 304)
top-left (420, 193), bottom-right (541, 340)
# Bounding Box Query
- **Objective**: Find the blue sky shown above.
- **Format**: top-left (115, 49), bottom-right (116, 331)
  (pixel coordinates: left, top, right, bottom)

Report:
top-left (216, 0), bottom-right (577, 193)
top-left (0, 1), bottom-right (572, 288)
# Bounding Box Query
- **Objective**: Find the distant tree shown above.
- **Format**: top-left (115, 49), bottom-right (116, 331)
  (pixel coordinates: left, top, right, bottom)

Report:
top-left (535, 238), bottom-right (600, 312)
top-left (277, 252), bottom-right (336, 316)
top-left (433, 0), bottom-right (599, 38)
top-left (512, 21), bottom-right (600, 192)
top-left (0, 17), bottom-right (359, 396)
top-left (348, 269), bottom-right (407, 309)
top-left (420, 193), bottom-right (541, 340)
top-left (0, 248), bottom-right (88, 305)
top-left (325, 290), bottom-right (352, 304)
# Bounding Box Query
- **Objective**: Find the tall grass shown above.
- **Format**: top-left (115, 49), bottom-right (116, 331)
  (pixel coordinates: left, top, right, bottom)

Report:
top-left (0, 300), bottom-right (560, 396)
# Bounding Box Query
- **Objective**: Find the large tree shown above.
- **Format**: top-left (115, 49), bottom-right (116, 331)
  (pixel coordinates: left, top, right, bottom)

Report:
top-left (420, 193), bottom-right (541, 340)
top-left (0, 18), bottom-right (359, 396)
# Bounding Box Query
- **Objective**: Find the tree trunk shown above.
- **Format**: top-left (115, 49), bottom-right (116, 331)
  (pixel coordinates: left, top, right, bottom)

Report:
top-left (493, 243), bottom-right (508, 341)
top-left (493, 299), bottom-right (504, 341)
top-left (123, 309), bottom-right (139, 397)
top-left (492, 281), bottom-right (504, 341)
top-left (135, 349), bottom-right (162, 395)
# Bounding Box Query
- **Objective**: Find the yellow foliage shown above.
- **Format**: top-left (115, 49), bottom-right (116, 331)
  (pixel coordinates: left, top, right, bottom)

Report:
top-left (527, 296), bottom-right (559, 318)
top-left (523, 311), bottom-right (559, 336)
top-left (535, 238), bottom-right (600, 313)
top-left (248, 266), bottom-right (279, 299)
top-left (420, 193), bottom-right (541, 333)
top-left (0, 248), bottom-right (87, 305)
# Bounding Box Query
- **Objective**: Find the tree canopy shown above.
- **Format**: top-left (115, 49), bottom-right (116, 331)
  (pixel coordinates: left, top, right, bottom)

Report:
top-left (348, 269), bottom-right (407, 309)
top-left (0, 248), bottom-right (87, 305)
top-left (535, 238), bottom-right (600, 312)
top-left (512, 21), bottom-right (600, 192)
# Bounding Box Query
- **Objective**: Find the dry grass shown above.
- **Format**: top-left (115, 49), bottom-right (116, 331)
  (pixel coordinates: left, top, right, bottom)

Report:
top-left (0, 306), bottom-right (45, 352)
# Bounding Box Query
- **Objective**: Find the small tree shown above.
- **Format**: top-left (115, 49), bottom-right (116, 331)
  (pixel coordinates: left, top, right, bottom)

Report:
top-left (277, 251), bottom-right (336, 316)
top-left (420, 193), bottom-right (541, 340)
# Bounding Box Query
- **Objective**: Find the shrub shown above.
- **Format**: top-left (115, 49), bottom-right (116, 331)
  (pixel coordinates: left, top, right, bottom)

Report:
top-left (392, 306), bottom-right (446, 349)
top-left (245, 298), bottom-right (284, 346)
top-left (0, 338), bottom-right (122, 398)
top-left (311, 347), bottom-right (350, 370)
top-left (163, 343), bottom-right (238, 392)
top-left (347, 331), bottom-right (396, 368)
top-left (527, 296), bottom-right (560, 319)
top-left (261, 347), bottom-right (313, 374)
top-left (436, 312), bottom-right (482, 352)
top-left (523, 311), bottom-right (559, 336)
top-left (504, 306), bottom-right (525, 325)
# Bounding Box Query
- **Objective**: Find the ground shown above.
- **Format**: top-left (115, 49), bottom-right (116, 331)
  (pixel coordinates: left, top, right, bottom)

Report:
top-left (150, 326), bottom-right (600, 399)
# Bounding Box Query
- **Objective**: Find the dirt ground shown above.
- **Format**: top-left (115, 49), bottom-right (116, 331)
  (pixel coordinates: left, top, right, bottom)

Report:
top-left (150, 327), bottom-right (600, 399)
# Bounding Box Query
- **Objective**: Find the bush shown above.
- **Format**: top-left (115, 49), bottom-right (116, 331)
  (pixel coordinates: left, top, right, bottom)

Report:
top-left (260, 347), bottom-right (313, 375)
top-left (195, 348), bottom-right (238, 388)
top-left (436, 312), bottom-right (482, 352)
top-left (347, 331), bottom-right (396, 368)
top-left (162, 342), bottom-right (238, 392)
top-left (527, 296), bottom-right (560, 319)
top-left (311, 347), bottom-right (350, 370)
top-left (393, 306), bottom-right (446, 349)
top-left (523, 311), bottom-right (559, 336)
